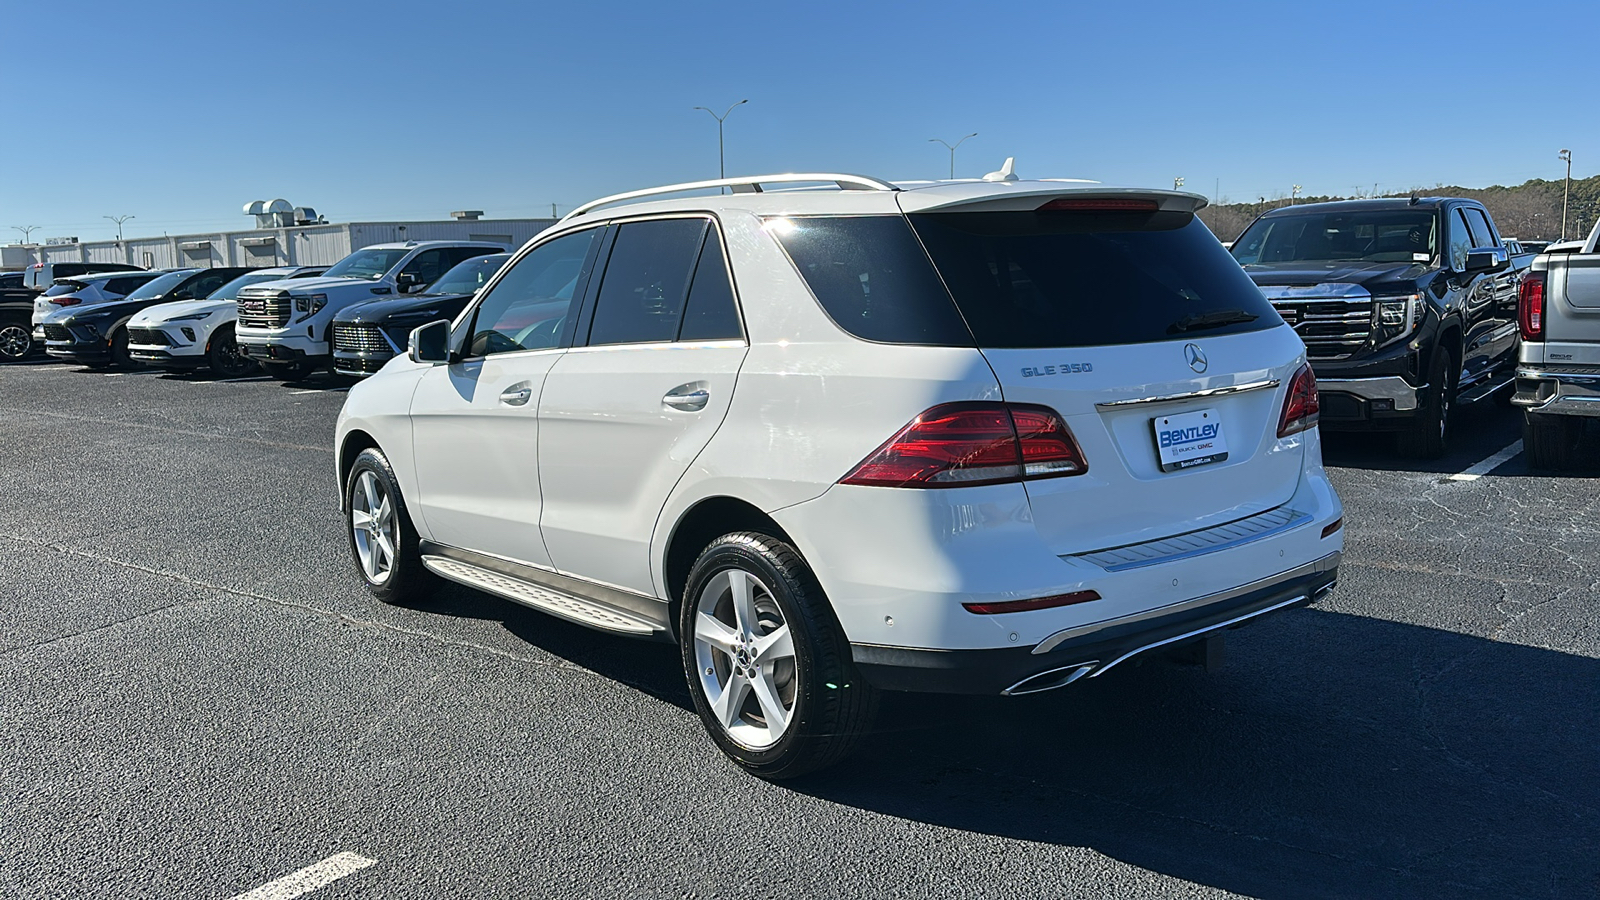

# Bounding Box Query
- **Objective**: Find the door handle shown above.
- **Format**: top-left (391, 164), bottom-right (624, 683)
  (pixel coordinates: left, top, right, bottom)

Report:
top-left (663, 386), bottom-right (710, 412)
top-left (499, 383), bottom-right (533, 407)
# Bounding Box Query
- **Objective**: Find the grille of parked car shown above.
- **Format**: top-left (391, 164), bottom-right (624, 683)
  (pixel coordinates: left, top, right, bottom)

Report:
top-left (334, 355), bottom-right (388, 374)
top-left (332, 323), bottom-right (393, 354)
top-left (125, 327), bottom-right (172, 346)
top-left (42, 324), bottom-right (71, 342)
top-left (1267, 298), bottom-right (1374, 360)
top-left (238, 293), bottom-right (291, 329)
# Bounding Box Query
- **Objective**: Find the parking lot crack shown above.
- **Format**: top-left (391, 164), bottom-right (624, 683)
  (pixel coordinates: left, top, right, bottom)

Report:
top-left (1, 599), bottom-right (194, 656)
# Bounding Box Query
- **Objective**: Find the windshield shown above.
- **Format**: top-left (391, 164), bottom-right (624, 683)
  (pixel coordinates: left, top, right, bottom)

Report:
top-left (1231, 210), bottom-right (1438, 265)
top-left (427, 254), bottom-right (510, 295)
top-left (123, 270), bottom-right (196, 301)
top-left (209, 271), bottom-right (291, 301)
top-left (45, 282), bottom-right (86, 297)
top-left (322, 248), bottom-right (410, 281)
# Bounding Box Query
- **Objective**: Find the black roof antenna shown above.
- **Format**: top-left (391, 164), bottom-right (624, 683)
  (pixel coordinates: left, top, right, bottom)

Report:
top-left (1409, 192), bottom-right (1419, 205)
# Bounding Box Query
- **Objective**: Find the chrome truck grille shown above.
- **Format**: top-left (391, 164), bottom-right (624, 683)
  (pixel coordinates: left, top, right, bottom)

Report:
top-left (1258, 283), bottom-right (1373, 361)
top-left (237, 291), bottom-right (291, 329)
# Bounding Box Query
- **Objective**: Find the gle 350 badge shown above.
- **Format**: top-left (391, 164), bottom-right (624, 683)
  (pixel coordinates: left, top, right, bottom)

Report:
top-left (1020, 362), bottom-right (1094, 378)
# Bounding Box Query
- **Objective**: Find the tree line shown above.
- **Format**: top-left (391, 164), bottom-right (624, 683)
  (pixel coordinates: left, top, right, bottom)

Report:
top-left (1198, 174), bottom-right (1600, 244)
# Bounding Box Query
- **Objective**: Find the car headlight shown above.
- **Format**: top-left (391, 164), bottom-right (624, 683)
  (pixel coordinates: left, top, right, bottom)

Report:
top-left (1372, 293), bottom-right (1423, 347)
top-left (169, 311), bottom-right (214, 322)
top-left (294, 293), bottom-right (329, 314)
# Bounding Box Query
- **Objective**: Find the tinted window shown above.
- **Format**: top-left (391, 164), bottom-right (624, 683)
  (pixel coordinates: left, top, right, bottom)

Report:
top-left (182, 270), bottom-right (235, 299)
top-left (102, 275), bottom-right (154, 295)
top-left (465, 229), bottom-right (598, 357)
top-left (1232, 209), bottom-right (1437, 265)
top-left (911, 210), bottom-right (1278, 349)
top-left (44, 281), bottom-right (85, 297)
top-left (771, 216), bottom-right (972, 345)
top-left (1463, 207), bottom-right (1496, 248)
top-left (427, 253), bottom-right (510, 295)
top-left (678, 228), bottom-right (743, 341)
top-left (123, 270), bottom-right (198, 301)
top-left (54, 264), bottom-right (87, 278)
top-left (1447, 210), bottom-right (1474, 270)
top-left (588, 219), bottom-right (706, 346)
top-left (324, 248), bottom-right (409, 280)
top-left (400, 249), bottom-right (458, 285)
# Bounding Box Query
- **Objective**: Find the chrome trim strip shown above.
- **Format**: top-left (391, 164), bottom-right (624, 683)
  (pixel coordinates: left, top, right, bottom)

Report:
top-left (1316, 376), bottom-right (1423, 411)
top-left (1094, 378), bottom-right (1280, 409)
top-left (1032, 551), bottom-right (1340, 655)
top-left (1002, 663), bottom-right (1097, 696)
top-left (1088, 593), bottom-right (1312, 677)
top-left (1072, 506), bottom-right (1311, 572)
top-left (1518, 367), bottom-right (1600, 382)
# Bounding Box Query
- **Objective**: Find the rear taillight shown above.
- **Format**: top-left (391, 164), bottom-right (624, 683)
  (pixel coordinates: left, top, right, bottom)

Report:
top-left (52, 297), bottom-right (81, 307)
top-left (1518, 272), bottom-right (1545, 341)
top-left (963, 590), bottom-right (1101, 615)
top-left (841, 402), bottom-right (1087, 488)
top-left (1277, 363), bottom-right (1320, 438)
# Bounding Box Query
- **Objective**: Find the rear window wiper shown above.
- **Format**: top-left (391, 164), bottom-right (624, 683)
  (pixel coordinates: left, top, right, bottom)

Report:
top-left (1167, 309), bottom-right (1259, 334)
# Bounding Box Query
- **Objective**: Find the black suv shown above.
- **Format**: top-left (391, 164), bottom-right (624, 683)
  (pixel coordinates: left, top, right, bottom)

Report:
top-left (330, 252), bottom-right (510, 377)
top-left (43, 267), bottom-right (257, 368)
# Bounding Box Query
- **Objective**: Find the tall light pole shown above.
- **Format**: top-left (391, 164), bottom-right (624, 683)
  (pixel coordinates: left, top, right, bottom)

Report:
top-left (104, 214), bottom-right (135, 242)
top-left (1173, 176), bottom-right (1185, 191)
top-left (11, 225), bottom-right (40, 243)
top-left (1291, 185), bottom-right (1303, 205)
top-left (1559, 149), bottom-right (1573, 240)
top-left (929, 133), bottom-right (978, 180)
top-left (692, 100), bottom-right (748, 180)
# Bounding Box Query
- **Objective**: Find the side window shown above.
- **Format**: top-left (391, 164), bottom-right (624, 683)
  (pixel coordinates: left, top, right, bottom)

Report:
top-left (400, 249), bottom-right (452, 284)
top-left (1448, 210), bottom-right (1474, 271)
top-left (586, 219), bottom-right (707, 346)
top-left (184, 272), bottom-right (231, 298)
top-left (465, 229), bottom-right (599, 357)
top-left (103, 276), bottom-right (142, 295)
top-left (678, 227), bottom-right (743, 341)
top-left (56, 264), bottom-right (85, 278)
top-left (1464, 208), bottom-right (1496, 249)
top-left (447, 247), bottom-right (500, 269)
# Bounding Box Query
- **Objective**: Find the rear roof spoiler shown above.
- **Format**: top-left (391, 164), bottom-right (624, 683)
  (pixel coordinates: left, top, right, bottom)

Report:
top-left (898, 185), bottom-right (1208, 216)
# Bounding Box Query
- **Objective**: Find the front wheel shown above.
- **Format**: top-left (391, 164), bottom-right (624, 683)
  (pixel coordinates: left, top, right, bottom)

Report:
top-left (108, 329), bottom-right (133, 369)
top-left (0, 318), bottom-right (34, 362)
top-left (345, 447), bottom-right (432, 605)
top-left (206, 325), bottom-right (256, 377)
top-left (1396, 349), bottom-right (1454, 459)
top-left (680, 532), bottom-right (877, 779)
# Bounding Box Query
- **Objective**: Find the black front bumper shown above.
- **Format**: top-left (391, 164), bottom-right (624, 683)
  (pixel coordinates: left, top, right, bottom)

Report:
top-left (852, 558), bottom-right (1339, 695)
top-left (44, 337), bottom-right (111, 364)
top-left (239, 344), bottom-right (327, 364)
top-left (332, 349), bottom-right (393, 376)
top-left (1308, 342), bottom-right (1427, 431)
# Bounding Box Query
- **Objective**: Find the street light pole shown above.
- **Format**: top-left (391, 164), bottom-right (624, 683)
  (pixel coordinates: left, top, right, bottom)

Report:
top-left (928, 133), bottom-right (978, 180)
top-left (104, 215), bottom-right (135, 242)
top-left (1559, 149), bottom-right (1573, 240)
top-left (1173, 176), bottom-right (1185, 191)
top-left (692, 100), bottom-right (748, 180)
top-left (1291, 185), bottom-right (1303, 205)
top-left (11, 225), bottom-right (40, 243)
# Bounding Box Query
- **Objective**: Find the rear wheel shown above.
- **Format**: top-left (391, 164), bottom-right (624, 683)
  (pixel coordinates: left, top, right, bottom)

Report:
top-left (1396, 348), bottom-right (1454, 459)
top-left (0, 318), bottom-right (34, 362)
top-left (1523, 412), bottom-right (1584, 471)
top-left (345, 447), bottom-right (432, 605)
top-left (680, 532), bottom-right (877, 779)
top-left (261, 359), bottom-right (318, 381)
top-left (205, 325), bottom-right (256, 377)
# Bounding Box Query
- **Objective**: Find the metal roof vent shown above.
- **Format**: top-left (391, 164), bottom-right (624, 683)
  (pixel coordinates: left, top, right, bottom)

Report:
top-left (451, 210), bottom-right (484, 221)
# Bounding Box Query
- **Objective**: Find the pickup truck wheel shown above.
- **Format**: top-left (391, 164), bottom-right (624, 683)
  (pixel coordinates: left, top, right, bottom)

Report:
top-left (680, 532), bottom-right (878, 779)
top-left (205, 325), bottom-right (256, 377)
top-left (1396, 351), bottom-right (1454, 459)
top-left (0, 318), bottom-right (34, 361)
top-left (346, 448), bottom-right (431, 605)
top-left (1523, 412), bottom-right (1584, 471)
top-left (261, 360), bottom-right (317, 381)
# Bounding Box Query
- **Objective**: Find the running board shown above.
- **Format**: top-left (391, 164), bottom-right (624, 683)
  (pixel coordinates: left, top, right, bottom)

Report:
top-left (420, 548), bottom-right (668, 638)
top-left (1456, 371), bottom-right (1515, 405)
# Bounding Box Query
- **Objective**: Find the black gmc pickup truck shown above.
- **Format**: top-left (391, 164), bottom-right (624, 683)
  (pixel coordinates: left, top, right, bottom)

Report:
top-left (1230, 197), bottom-right (1525, 457)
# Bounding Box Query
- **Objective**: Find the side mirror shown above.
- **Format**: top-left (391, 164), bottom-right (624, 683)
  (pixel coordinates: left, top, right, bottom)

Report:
top-left (396, 273), bottom-right (424, 293)
top-left (1463, 246), bottom-right (1509, 274)
top-left (171, 290), bottom-right (193, 300)
top-left (408, 319), bottom-right (452, 365)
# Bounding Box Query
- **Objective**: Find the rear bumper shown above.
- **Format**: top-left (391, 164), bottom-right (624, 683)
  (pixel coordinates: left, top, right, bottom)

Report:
top-left (854, 554), bottom-right (1338, 694)
top-left (1513, 367), bottom-right (1600, 417)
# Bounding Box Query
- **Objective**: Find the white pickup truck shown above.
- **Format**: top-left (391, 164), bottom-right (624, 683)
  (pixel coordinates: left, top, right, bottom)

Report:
top-left (235, 241), bottom-right (505, 380)
top-left (1512, 222), bottom-right (1600, 467)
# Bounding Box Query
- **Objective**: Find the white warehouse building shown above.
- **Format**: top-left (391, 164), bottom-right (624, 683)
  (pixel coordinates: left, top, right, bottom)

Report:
top-left (1, 207), bottom-right (555, 272)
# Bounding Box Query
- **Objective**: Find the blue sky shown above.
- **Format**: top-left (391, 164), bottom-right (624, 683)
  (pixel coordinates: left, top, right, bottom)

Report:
top-left (3, 0), bottom-right (1596, 242)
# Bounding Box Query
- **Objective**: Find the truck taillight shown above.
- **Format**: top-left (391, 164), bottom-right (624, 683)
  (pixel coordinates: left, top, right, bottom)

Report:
top-left (840, 402), bottom-right (1087, 488)
top-left (1277, 363), bottom-right (1320, 438)
top-left (1519, 272), bottom-right (1545, 341)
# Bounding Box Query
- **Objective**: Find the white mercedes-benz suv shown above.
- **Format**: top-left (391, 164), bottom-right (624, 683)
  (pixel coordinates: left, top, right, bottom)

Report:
top-left (334, 170), bottom-right (1344, 777)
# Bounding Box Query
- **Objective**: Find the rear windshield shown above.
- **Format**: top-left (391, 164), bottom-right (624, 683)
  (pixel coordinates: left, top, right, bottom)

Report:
top-left (45, 281), bottom-right (86, 297)
top-left (123, 270), bottom-right (195, 301)
top-left (771, 212), bottom-right (1275, 348)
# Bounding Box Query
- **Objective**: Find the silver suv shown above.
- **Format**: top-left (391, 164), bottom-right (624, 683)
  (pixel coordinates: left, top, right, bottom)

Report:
top-left (1513, 221), bottom-right (1600, 467)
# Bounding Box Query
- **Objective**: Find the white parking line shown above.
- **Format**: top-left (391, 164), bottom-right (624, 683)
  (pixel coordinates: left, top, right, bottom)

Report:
top-left (1444, 439), bottom-right (1523, 482)
top-left (215, 376), bottom-right (271, 383)
top-left (227, 852), bottom-right (376, 900)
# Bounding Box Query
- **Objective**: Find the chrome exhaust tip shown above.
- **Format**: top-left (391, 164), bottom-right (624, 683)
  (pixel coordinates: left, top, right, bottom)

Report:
top-left (1002, 662), bottom-right (1098, 696)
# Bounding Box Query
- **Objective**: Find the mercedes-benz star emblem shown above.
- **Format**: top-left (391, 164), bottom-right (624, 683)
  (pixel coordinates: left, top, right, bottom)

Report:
top-left (1184, 343), bottom-right (1208, 373)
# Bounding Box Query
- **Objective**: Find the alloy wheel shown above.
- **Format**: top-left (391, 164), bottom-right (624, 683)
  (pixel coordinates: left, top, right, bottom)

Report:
top-left (692, 568), bottom-right (798, 750)
top-left (0, 323), bottom-right (31, 361)
top-left (350, 471), bottom-right (398, 584)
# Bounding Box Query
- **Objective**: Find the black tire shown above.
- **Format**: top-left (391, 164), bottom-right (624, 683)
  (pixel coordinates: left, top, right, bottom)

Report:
top-left (344, 447), bottom-right (433, 605)
top-left (1523, 412), bottom-right (1584, 471)
top-left (679, 532), bottom-right (878, 779)
top-left (205, 325), bottom-right (256, 377)
top-left (107, 329), bottom-right (133, 369)
top-left (261, 359), bottom-right (318, 381)
top-left (0, 318), bottom-right (34, 362)
top-left (1396, 347), bottom-right (1455, 459)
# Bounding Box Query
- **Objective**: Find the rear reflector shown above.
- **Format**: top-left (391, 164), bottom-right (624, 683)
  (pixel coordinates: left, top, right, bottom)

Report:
top-left (1321, 517), bottom-right (1343, 539)
top-left (1037, 198), bottom-right (1160, 213)
top-left (1518, 272), bottom-right (1545, 341)
top-left (840, 402), bottom-right (1087, 488)
top-left (963, 590), bottom-right (1101, 615)
top-left (1277, 363), bottom-right (1320, 438)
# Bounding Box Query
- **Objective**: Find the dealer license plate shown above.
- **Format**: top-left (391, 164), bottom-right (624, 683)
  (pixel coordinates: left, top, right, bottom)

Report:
top-left (1153, 408), bottom-right (1229, 472)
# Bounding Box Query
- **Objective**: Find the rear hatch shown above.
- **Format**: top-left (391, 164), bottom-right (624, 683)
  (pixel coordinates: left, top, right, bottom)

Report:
top-left (900, 191), bottom-right (1307, 555)
top-left (1539, 247), bottom-right (1600, 364)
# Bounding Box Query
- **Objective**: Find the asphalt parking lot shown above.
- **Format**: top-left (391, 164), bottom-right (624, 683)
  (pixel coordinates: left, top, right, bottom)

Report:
top-left (2, 360), bottom-right (1596, 899)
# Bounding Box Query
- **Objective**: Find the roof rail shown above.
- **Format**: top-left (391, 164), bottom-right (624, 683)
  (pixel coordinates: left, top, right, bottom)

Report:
top-left (561, 173), bottom-right (898, 222)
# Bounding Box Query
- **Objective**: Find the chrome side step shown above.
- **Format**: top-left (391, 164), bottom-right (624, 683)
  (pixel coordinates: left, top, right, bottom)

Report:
top-left (421, 553), bottom-right (664, 637)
